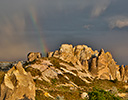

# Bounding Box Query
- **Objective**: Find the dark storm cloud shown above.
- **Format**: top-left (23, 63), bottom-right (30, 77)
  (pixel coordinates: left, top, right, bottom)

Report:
top-left (0, 0), bottom-right (128, 64)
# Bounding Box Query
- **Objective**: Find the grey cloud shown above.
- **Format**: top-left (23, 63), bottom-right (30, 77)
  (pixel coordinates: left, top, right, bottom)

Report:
top-left (35, 0), bottom-right (112, 18)
top-left (0, 0), bottom-right (39, 61)
top-left (83, 24), bottom-right (93, 30)
top-left (109, 16), bottom-right (128, 29)
top-left (91, 0), bottom-right (111, 17)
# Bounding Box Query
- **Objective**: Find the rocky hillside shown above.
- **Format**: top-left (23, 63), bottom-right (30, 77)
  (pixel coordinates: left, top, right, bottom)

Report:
top-left (0, 44), bottom-right (128, 100)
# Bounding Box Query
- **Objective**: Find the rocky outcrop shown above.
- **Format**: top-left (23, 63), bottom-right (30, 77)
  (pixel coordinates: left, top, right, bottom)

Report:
top-left (27, 52), bottom-right (42, 62)
top-left (48, 44), bottom-right (98, 65)
top-left (96, 49), bottom-right (118, 80)
top-left (52, 44), bottom-right (77, 64)
top-left (48, 44), bottom-right (128, 82)
top-left (0, 62), bottom-right (35, 100)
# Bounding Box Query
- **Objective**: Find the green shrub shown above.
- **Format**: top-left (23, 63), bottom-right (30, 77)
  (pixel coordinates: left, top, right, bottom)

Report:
top-left (51, 78), bottom-right (58, 85)
top-left (88, 88), bottom-right (122, 100)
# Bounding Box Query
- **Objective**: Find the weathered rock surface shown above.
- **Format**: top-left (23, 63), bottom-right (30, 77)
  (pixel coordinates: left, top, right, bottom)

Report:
top-left (0, 62), bottom-right (35, 100)
top-left (27, 52), bottom-right (42, 62)
top-left (48, 44), bottom-right (128, 82)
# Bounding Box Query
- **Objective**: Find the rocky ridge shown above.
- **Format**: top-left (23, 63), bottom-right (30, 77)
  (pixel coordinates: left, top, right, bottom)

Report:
top-left (48, 44), bottom-right (128, 82)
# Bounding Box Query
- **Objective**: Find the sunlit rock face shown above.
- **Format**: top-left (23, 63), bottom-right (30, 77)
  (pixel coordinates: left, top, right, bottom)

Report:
top-left (48, 44), bottom-right (128, 82)
top-left (96, 49), bottom-right (118, 80)
top-left (48, 44), bottom-right (98, 65)
top-left (27, 52), bottom-right (42, 62)
top-left (0, 62), bottom-right (35, 100)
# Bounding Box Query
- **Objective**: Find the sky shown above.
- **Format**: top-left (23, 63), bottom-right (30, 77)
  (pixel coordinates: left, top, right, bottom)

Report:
top-left (0, 0), bottom-right (128, 65)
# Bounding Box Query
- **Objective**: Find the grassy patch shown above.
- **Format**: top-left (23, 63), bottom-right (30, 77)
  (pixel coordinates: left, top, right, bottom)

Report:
top-left (56, 86), bottom-right (71, 92)
top-left (57, 74), bottom-right (69, 84)
top-left (49, 57), bottom-right (62, 69)
top-left (64, 73), bottom-right (87, 86)
top-left (25, 67), bottom-right (42, 77)
top-left (51, 78), bottom-right (58, 85)
top-left (49, 90), bottom-right (81, 100)
top-left (34, 79), bottom-right (51, 88)
top-left (35, 90), bottom-right (52, 100)
top-left (90, 79), bottom-right (128, 93)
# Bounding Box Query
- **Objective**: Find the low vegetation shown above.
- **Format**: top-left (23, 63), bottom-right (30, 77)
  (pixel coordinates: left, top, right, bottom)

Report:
top-left (90, 78), bottom-right (128, 93)
top-left (25, 67), bottom-right (42, 77)
top-left (88, 88), bottom-right (122, 100)
top-left (64, 73), bottom-right (88, 86)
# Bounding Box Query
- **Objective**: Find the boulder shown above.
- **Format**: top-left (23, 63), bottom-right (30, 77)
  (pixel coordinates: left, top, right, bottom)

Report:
top-left (81, 92), bottom-right (89, 99)
top-left (0, 62), bottom-right (35, 100)
top-left (27, 52), bottom-right (42, 62)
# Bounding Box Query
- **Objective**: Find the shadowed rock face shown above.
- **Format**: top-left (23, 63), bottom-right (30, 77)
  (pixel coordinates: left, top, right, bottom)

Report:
top-left (48, 44), bottom-right (128, 82)
top-left (0, 62), bottom-right (35, 100)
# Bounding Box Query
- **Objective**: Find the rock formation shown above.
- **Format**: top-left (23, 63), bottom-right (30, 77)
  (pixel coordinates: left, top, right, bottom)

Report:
top-left (27, 52), bottom-right (42, 62)
top-left (48, 44), bottom-right (128, 82)
top-left (0, 62), bottom-right (35, 100)
top-left (0, 44), bottom-right (128, 100)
